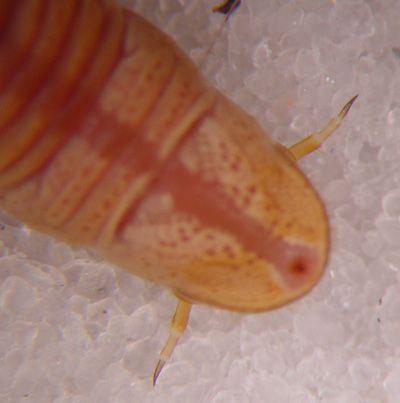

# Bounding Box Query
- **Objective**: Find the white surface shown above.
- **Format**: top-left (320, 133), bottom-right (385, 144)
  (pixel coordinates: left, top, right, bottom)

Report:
top-left (1, 0), bottom-right (399, 401)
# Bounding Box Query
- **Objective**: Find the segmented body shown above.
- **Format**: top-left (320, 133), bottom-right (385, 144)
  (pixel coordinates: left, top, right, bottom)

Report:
top-left (0, 0), bottom-right (328, 312)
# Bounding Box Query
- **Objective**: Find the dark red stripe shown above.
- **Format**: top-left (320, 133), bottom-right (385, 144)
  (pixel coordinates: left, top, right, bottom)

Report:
top-left (0, 0), bottom-right (46, 94)
top-left (139, 156), bottom-right (324, 291)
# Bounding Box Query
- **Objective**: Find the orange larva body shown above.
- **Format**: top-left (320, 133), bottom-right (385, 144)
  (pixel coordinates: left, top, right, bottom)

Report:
top-left (0, 0), bottom-right (328, 312)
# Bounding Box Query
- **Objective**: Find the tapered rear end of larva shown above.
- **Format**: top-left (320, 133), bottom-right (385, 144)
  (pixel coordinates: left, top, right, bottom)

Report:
top-left (103, 92), bottom-right (330, 313)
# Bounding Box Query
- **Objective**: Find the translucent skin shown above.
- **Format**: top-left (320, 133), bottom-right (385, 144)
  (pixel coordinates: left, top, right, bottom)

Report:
top-left (0, 0), bottom-right (329, 312)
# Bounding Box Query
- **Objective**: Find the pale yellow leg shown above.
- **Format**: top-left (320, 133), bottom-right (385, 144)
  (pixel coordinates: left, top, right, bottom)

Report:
top-left (288, 95), bottom-right (358, 161)
top-left (153, 299), bottom-right (192, 385)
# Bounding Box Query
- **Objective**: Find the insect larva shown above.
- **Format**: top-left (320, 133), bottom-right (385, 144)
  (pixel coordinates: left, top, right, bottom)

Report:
top-left (0, 0), bottom-right (356, 384)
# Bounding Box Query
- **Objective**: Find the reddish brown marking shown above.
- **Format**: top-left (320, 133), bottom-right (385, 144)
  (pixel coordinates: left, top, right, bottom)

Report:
top-left (145, 158), bottom-right (321, 292)
top-left (289, 258), bottom-right (307, 275)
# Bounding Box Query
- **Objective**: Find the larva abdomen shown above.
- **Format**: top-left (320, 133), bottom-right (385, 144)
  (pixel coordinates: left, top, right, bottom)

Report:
top-left (0, 0), bottom-right (329, 315)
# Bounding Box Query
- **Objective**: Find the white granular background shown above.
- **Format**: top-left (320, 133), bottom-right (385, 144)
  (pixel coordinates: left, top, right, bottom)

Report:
top-left (1, 0), bottom-right (399, 401)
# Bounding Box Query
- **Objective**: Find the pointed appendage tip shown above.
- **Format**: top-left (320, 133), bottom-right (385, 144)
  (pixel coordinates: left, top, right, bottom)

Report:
top-left (340, 94), bottom-right (358, 119)
top-left (153, 360), bottom-right (166, 386)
